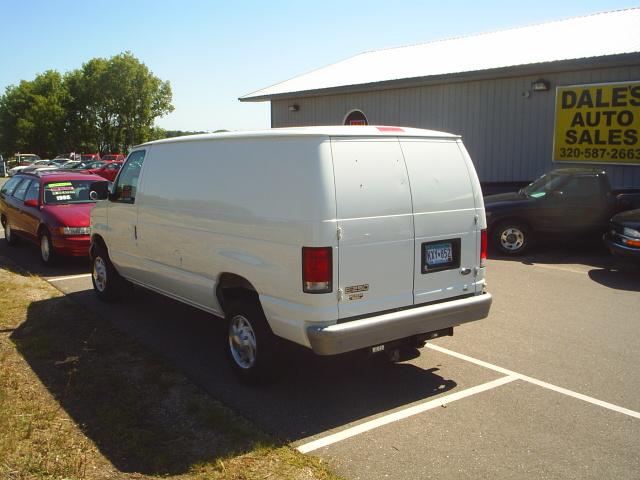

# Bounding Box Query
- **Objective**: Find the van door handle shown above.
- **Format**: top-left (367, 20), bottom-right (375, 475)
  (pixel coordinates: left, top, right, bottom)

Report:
top-left (460, 268), bottom-right (471, 275)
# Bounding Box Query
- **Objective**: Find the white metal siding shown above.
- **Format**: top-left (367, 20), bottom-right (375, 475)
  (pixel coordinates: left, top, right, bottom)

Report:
top-left (271, 65), bottom-right (640, 187)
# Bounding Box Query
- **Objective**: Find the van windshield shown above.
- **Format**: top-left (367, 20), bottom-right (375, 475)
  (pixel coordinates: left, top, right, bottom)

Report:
top-left (43, 180), bottom-right (106, 205)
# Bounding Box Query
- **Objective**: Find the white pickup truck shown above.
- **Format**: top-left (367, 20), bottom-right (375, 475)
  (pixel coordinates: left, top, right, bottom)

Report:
top-left (89, 126), bottom-right (492, 383)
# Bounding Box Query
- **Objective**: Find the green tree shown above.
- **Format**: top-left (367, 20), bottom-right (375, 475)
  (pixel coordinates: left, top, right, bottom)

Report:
top-left (0, 71), bottom-right (68, 158)
top-left (0, 52), bottom-right (174, 157)
top-left (66, 52), bottom-right (174, 153)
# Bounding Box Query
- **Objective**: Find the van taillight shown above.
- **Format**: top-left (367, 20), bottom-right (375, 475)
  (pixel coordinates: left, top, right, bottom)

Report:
top-left (302, 247), bottom-right (332, 293)
top-left (480, 229), bottom-right (487, 267)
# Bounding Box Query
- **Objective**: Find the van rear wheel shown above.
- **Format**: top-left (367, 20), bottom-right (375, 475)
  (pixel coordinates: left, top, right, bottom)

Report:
top-left (225, 298), bottom-right (277, 385)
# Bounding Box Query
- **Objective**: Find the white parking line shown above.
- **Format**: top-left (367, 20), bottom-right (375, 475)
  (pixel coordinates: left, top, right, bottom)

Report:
top-left (47, 273), bottom-right (92, 282)
top-left (296, 375), bottom-right (518, 453)
top-left (427, 343), bottom-right (640, 420)
top-left (524, 263), bottom-right (590, 275)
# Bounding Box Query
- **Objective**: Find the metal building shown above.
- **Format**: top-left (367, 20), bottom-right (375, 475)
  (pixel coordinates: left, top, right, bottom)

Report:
top-left (240, 8), bottom-right (640, 188)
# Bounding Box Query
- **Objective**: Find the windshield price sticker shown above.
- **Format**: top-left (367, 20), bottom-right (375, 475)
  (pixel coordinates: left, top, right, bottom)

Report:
top-left (553, 81), bottom-right (640, 164)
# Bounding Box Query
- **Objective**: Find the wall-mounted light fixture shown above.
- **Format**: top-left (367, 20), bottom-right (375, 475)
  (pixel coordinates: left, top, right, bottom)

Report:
top-left (532, 79), bottom-right (550, 92)
top-left (288, 104), bottom-right (300, 112)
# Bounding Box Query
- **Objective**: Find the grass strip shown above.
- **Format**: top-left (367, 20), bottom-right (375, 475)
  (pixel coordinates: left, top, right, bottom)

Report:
top-left (0, 256), bottom-right (341, 480)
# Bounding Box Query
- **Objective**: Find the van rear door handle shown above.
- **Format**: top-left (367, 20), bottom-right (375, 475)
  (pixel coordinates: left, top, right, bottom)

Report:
top-left (460, 268), bottom-right (471, 275)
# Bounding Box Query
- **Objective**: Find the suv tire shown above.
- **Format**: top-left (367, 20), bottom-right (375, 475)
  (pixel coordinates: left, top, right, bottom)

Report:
top-left (492, 220), bottom-right (532, 255)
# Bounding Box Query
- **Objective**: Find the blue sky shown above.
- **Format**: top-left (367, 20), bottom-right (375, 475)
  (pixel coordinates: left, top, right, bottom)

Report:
top-left (0, 0), bottom-right (636, 131)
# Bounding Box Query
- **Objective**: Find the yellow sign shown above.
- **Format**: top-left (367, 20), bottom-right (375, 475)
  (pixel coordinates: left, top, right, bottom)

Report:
top-left (553, 81), bottom-right (640, 164)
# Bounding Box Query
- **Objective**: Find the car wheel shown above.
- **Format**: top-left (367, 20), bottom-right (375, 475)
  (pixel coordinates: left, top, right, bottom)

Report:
top-left (226, 297), bottom-right (278, 385)
top-left (493, 221), bottom-right (531, 255)
top-left (91, 242), bottom-right (126, 301)
top-left (39, 229), bottom-right (56, 265)
top-left (3, 219), bottom-right (20, 246)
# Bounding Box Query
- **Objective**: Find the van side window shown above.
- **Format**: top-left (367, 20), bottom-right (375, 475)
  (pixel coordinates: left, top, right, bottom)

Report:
top-left (0, 177), bottom-right (22, 196)
top-left (113, 150), bottom-right (145, 204)
top-left (13, 179), bottom-right (32, 201)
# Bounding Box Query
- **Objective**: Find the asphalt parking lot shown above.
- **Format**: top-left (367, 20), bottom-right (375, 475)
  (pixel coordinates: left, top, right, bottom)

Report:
top-left (1, 177), bottom-right (639, 479)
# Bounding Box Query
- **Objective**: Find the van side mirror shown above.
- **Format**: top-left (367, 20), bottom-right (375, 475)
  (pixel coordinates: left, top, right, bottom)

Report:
top-left (107, 182), bottom-right (118, 201)
top-left (89, 181), bottom-right (109, 201)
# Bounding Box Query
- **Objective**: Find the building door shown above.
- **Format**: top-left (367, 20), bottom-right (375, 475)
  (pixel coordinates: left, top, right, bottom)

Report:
top-left (344, 110), bottom-right (368, 126)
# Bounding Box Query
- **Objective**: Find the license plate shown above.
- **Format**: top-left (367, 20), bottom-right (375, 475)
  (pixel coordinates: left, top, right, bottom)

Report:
top-left (425, 243), bottom-right (453, 266)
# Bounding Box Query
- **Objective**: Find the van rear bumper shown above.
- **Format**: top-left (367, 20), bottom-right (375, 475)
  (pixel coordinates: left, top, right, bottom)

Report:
top-left (307, 293), bottom-right (492, 355)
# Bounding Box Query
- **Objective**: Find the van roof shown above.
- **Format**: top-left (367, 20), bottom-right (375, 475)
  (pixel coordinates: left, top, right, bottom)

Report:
top-left (138, 126), bottom-right (460, 147)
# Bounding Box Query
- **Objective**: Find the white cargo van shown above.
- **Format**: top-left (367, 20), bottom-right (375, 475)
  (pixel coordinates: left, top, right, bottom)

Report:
top-left (90, 126), bottom-right (491, 382)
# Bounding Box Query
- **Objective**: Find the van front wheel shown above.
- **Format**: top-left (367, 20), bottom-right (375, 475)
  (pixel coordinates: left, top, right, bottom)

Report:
top-left (91, 243), bottom-right (125, 301)
top-left (226, 299), bottom-right (277, 384)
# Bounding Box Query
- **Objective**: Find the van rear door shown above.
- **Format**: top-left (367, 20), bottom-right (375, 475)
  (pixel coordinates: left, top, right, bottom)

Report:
top-left (399, 139), bottom-right (479, 304)
top-left (331, 138), bottom-right (415, 319)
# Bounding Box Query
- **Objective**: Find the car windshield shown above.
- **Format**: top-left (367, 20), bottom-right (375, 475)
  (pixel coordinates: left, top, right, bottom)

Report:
top-left (522, 173), bottom-right (566, 198)
top-left (43, 180), bottom-right (105, 205)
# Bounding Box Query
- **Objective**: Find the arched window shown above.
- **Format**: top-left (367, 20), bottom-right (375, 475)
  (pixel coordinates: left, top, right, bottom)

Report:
top-left (343, 110), bottom-right (368, 126)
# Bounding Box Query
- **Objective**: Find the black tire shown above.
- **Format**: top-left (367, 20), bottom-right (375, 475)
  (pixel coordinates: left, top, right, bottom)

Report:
top-left (39, 229), bottom-right (57, 266)
top-left (225, 296), bottom-right (278, 385)
top-left (3, 218), bottom-right (20, 246)
top-left (90, 242), bottom-right (126, 301)
top-left (492, 220), bottom-right (532, 255)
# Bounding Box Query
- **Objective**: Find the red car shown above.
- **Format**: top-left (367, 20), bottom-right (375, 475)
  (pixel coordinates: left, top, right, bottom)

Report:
top-left (0, 171), bottom-right (108, 264)
top-left (84, 161), bottom-right (123, 181)
top-left (101, 154), bottom-right (126, 162)
top-left (80, 153), bottom-right (101, 162)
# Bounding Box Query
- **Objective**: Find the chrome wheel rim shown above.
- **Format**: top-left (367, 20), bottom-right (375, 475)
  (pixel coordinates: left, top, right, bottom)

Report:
top-left (229, 315), bottom-right (257, 369)
top-left (500, 227), bottom-right (525, 252)
top-left (93, 256), bottom-right (108, 292)
top-left (40, 235), bottom-right (50, 261)
top-left (4, 223), bottom-right (11, 242)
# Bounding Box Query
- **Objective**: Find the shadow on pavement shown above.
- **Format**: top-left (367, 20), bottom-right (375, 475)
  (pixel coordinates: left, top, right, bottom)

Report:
top-left (0, 237), bottom-right (90, 277)
top-left (65, 286), bottom-right (457, 442)
top-left (490, 239), bottom-right (635, 272)
top-left (587, 268), bottom-right (640, 292)
top-left (11, 279), bottom-right (457, 475)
